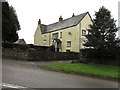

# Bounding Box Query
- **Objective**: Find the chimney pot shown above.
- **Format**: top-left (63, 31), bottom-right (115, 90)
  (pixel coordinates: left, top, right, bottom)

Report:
top-left (38, 19), bottom-right (41, 25)
top-left (72, 13), bottom-right (75, 17)
top-left (59, 16), bottom-right (63, 21)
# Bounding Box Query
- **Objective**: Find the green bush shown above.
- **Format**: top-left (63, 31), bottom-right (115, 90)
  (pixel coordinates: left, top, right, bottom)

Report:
top-left (80, 48), bottom-right (119, 65)
top-left (27, 48), bottom-right (35, 51)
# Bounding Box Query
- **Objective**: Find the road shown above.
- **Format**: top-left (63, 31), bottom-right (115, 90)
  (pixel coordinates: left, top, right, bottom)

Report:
top-left (2, 59), bottom-right (118, 88)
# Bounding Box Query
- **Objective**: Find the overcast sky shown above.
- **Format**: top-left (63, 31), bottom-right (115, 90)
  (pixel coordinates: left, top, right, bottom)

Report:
top-left (8, 0), bottom-right (119, 44)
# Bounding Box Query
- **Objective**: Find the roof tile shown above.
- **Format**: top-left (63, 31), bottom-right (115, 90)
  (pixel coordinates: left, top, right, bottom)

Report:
top-left (40, 12), bottom-right (87, 34)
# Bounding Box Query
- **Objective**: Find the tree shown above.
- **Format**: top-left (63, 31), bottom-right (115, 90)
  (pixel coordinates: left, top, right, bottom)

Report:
top-left (84, 6), bottom-right (119, 50)
top-left (2, 2), bottom-right (20, 42)
top-left (2, 2), bottom-right (10, 42)
top-left (83, 6), bottom-right (120, 62)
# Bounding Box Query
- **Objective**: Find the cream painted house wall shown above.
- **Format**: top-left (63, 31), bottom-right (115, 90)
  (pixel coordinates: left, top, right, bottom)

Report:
top-left (34, 25), bottom-right (44, 46)
top-left (49, 24), bottom-right (80, 52)
top-left (34, 13), bottom-right (93, 52)
top-left (80, 13), bottom-right (93, 49)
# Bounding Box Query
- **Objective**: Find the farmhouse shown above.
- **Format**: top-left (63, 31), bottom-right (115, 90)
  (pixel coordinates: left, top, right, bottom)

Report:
top-left (34, 12), bottom-right (93, 52)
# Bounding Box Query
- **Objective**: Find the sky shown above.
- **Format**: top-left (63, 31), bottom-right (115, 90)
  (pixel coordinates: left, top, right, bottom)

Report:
top-left (8, 0), bottom-right (119, 44)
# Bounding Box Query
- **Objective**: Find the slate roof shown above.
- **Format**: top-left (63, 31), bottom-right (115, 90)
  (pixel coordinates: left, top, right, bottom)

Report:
top-left (40, 24), bottom-right (47, 34)
top-left (40, 12), bottom-right (88, 34)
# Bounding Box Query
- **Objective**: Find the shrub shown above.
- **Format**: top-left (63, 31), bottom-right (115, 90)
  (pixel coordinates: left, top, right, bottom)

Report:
top-left (27, 48), bottom-right (35, 51)
top-left (79, 48), bottom-right (119, 65)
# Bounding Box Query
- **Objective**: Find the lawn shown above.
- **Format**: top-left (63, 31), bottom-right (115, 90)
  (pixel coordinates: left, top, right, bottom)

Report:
top-left (40, 63), bottom-right (119, 79)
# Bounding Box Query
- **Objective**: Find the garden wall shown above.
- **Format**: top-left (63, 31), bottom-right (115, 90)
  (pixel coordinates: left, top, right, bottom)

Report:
top-left (2, 43), bottom-right (119, 65)
top-left (2, 48), bottom-right (79, 61)
top-left (2, 49), bottom-right (28, 60)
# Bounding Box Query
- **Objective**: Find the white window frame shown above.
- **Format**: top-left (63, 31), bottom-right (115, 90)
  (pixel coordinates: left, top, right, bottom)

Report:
top-left (44, 35), bottom-right (47, 41)
top-left (67, 41), bottom-right (71, 47)
top-left (82, 30), bottom-right (86, 36)
top-left (81, 38), bottom-right (87, 48)
top-left (60, 32), bottom-right (62, 38)
top-left (52, 33), bottom-right (59, 39)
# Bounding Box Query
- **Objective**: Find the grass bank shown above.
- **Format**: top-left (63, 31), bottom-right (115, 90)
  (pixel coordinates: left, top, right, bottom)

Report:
top-left (40, 63), bottom-right (119, 79)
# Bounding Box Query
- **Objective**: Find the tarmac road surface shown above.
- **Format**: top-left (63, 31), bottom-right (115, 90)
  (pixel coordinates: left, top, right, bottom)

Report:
top-left (2, 59), bottom-right (119, 88)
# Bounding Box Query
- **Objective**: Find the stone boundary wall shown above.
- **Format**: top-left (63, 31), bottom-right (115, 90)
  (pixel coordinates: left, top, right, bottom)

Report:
top-left (2, 48), bottom-right (79, 61)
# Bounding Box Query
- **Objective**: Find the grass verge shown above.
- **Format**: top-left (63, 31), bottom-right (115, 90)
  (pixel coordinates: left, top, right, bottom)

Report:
top-left (39, 63), bottom-right (119, 79)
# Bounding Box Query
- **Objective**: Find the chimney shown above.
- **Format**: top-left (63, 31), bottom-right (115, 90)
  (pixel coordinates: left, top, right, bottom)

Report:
top-left (59, 16), bottom-right (63, 21)
top-left (72, 13), bottom-right (75, 17)
top-left (38, 19), bottom-right (41, 25)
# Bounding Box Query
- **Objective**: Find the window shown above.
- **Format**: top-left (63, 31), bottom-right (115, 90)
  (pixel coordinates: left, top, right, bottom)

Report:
top-left (81, 38), bottom-right (87, 48)
top-left (82, 30), bottom-right (86, 36)
top-left (44, 35), bottom-right (47, 41)
top-left (60, 32), bottom-right (62, 38)
top-left (44, 42), bottom-right (45, 46)
top-left (88, 30), bottom-right (91, 35)
top-left (66, 50), bottom-right (70, 52)
top-left (52, 33), bottom-right (58, 39)
top-left (67, 41), bottom-right (71, 47)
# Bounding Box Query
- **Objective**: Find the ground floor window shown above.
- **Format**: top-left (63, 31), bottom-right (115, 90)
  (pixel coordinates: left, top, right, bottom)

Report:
top-left (80, 38), bottom-right (87, 49)
top-left (67, 41), bottom-right (71, 47)
top-left (66, 50), bottom-right (71, 52)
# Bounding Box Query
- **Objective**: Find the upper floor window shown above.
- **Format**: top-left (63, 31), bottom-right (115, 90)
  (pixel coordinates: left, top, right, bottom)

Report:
top-left (82, 30), bottom-right (86, 36)
top-left (60, 32), bottom-right (62, 38)
top-left (52, 33), bottom-right (58, 39)
top-left (67, 41), bottom-right (71, 47)
top-left (44, 35), bottom-right (47, 41)
top-left (88, 30), bottom-right (91, 35)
